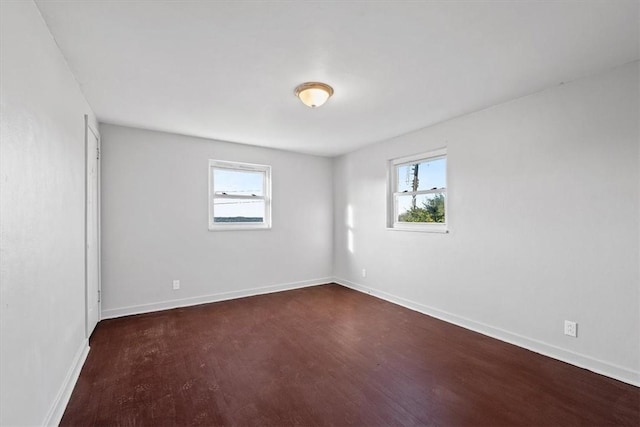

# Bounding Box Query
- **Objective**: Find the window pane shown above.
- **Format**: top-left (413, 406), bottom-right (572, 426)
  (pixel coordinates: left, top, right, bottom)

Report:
top-left (396, 157), bottom-right (446, 192)
top-left (396, 193), bottom-right (445, 223)
top-left (213, 199), bottom-right (265, 223)
top-left (213, 169), bottom-right (264, 196)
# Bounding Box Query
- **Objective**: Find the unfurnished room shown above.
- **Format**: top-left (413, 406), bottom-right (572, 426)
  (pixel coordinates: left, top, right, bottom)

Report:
top-left (1, 0), bottom-right (639, 426)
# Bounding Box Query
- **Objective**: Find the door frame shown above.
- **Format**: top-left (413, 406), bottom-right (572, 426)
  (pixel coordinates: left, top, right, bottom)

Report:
top-left (84, 115), bottom-right (101, 338)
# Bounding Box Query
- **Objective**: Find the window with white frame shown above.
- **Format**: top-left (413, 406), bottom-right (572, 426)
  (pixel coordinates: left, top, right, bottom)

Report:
top-left (389, 148), bottom-right (447, 232)
top-left (208, 160), bottom-right (271, 230)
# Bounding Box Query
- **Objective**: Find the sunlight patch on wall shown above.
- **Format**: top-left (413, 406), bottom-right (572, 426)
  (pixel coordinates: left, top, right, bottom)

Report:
top-left (347, 205), bottom-right (354, 253)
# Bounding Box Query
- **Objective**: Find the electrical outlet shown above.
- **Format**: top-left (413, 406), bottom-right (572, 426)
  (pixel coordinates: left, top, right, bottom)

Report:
top-left (362, 268), bottom-right (367, 278)
top-left (564, 320), bottom-right (577, 337)
top-left (172, 279), bottom-right (180, 290)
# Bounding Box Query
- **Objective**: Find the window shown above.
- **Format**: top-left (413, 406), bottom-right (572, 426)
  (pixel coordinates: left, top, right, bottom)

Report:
top-left (388, 148), bottom-right (447, 232)
top-left (209, 160), bottom-right (271, 230)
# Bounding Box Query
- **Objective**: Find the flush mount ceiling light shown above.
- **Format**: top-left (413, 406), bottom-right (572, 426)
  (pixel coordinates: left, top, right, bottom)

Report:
top-left (294, 82), bottom-right (334, 108)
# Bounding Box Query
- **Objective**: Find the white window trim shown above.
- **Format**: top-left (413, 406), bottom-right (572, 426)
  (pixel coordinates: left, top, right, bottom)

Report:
top-left (208, 159), bottom-right (272, 231)
top-left (387, 147), bottom-right (448, 233)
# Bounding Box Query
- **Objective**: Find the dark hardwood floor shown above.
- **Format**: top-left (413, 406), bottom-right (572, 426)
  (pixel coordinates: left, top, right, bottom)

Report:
top-left (61, 284), bottom-right (639, 426)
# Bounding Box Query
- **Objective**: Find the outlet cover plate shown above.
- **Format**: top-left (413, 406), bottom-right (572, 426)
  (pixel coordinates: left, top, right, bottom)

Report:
top-left (564, 320), bottom-right (577, 337)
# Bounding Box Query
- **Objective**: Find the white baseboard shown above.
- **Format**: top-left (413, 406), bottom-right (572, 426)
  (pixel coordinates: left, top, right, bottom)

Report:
top-left (42, 339), bottom-right (90, 426)
top-left (101, 277), bottom-right (333, 319)
top-left (334, 277), bottom-right (639, 387)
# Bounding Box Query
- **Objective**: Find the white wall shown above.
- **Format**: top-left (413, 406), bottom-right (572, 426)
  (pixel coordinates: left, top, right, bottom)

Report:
top-left (333, 62), bottom-right (639, 385)
top-left (0, 1), bottom-right (98, 425)
top-left (99, 124), bottom-right (333, 317)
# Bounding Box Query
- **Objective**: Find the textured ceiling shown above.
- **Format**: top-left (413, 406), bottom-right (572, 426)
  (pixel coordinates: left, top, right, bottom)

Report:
top-left (36, 0), bottom-right (639, 156)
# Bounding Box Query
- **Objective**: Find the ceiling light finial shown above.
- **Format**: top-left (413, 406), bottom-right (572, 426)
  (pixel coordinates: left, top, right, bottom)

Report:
top-left (294, 82), bottom-right (334, 108)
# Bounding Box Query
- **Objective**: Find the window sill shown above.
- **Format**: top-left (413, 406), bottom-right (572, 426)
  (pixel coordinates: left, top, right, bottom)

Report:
top-left (387, 224), bottom-right (449, 234)
top-left (208, 224), bottom-right (271, 231)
